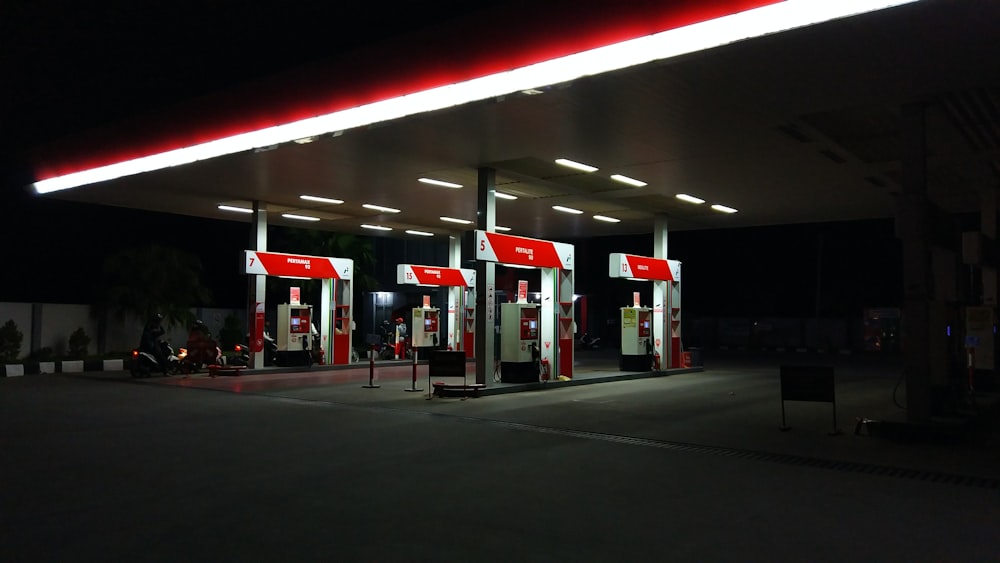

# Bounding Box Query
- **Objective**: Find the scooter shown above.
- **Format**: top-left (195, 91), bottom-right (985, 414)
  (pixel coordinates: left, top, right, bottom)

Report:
top-left (179, 335), bottom-right (223, 374)
top-left (228, 342), bottom-right (251, 367)
top-left (377, 320), bottom-right (399, 360)
top-left (578, 333), bottom-right (601, 350)
top-left (130, 340), bottom-right (180, 378)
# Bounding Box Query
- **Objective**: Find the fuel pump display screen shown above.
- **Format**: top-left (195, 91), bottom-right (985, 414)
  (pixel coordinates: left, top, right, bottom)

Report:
top-left (639, 319), bottom-right (650, 337)
top-left (521, 318), bottom-right (538, 340)
top-left (290, 312), bottom-right (310, 333)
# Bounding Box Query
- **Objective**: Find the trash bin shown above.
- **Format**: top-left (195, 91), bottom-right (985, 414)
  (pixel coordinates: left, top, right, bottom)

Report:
top-left (688, 347), bottom-right (703, 367)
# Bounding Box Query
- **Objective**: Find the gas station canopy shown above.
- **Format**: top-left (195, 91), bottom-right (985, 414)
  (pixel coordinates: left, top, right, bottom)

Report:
top-left (28, 1), bottom-right (1000, 241)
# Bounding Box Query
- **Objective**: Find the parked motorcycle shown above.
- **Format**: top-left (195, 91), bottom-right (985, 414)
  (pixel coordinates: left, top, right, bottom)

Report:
top-left (578, 333), bottom-right (601, 350)
top-left (178, 320), bottom-right (222, 374)
top-left (131, 313), bottom-right (179, 378)
top-left (130, 339), bottom-right (180, 378)
top-left (228, 342), bottom-right (251, 367)
top-left (376, 320), bottom-right (398, 360)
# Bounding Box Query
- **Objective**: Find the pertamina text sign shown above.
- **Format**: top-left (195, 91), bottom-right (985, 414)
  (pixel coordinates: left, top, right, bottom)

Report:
top-left (397, 264), bottom-right (475, 287)
top-left (608, 253), bottom-right (680, 281)
top-left (475, 230), bottom-right (573, 269)
top-left (244, 250), bottom-right (353, 279)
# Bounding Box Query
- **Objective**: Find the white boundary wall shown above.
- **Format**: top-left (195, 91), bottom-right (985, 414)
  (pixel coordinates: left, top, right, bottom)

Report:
top-left (0, 303), bottom-right (243, 361)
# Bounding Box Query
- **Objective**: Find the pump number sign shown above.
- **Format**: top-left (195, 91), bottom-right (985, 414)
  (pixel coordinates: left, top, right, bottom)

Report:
top-left (608, 253), bottom-right (680, 281)
top-left (475, 230), bottom-right (573, 269)
top-left (397, 264), bottom-right (475, 286)
top-left (244, 250), bottom-right (353, 279)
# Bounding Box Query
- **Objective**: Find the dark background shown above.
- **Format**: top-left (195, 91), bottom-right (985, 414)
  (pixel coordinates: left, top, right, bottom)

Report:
top-left (1, 0), bottom-right (903, 317)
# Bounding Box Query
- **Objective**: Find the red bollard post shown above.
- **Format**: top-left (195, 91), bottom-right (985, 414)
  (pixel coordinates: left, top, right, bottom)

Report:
top-left (363, 343), bottom-right (379, 388)
top-left (404, 347), bottom-right (423, 392)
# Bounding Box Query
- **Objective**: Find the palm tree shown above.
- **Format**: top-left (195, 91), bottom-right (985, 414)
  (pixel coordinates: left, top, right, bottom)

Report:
top-left (268, 228), bottom-right (379, 303)
top-left (94, 243), bottom-right (212, 329)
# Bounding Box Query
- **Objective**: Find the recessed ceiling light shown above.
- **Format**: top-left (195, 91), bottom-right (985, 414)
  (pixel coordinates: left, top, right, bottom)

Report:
top-left (494, 191), bottom-right (518, 200)
top-left (440, 216), bottom-right (473, 224)
top-left (552, 205), bottom-right (583, 214)
top-left (711, 204), bottom-right (738, 214)
top-left (676, 193), bottom-right (705, 204)
top-left (218, 205), bottom-right (253, 214)
top-left (521, 89), bottom-right (544, 95)
top-left (300, 195), bottom-right (343, 205)
top-left (293, 136), bottom-right (316, 144)
top-left (418, 178), bottom-right (463, 188)
top-left (405, 230), bottom-right (434, 237)
top-left (363, 203), bottom-right (401, 213)
top-left (361, 224), bottom-right (393, 231)
top-left (610, 174), bottom-right (647, 187)
top-left (495, 225), bottom-right (512, 232)
top-left (594, 215), bottom-right (621, 223)
top-left (555, 158), bottom-right (598, 173)
top-left (282, 213), bottom-right (320, 222)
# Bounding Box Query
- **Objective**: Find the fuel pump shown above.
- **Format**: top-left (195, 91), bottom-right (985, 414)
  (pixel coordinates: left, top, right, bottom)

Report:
top-left (500, 302), bottom-right (540, 383)
top-left (276, 303), bottom-right (314, 366)
top-left (411, 307), bottom-right (441, 348)
top-left (620, 305), bottom-right (653, 371)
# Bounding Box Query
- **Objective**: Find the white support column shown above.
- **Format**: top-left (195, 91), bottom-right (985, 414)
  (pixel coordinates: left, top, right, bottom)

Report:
top-left (321, 278), bottom-right (332, 363)
top-left (448, 235), bottom-right (462, 352)
top-left (475, 167), bottom-right (497, 385)
top-left (249, 202), bottom-right (267, 369)
top-left (652, 216), bottom-right (669, 369)
top-left (540, 267), bottom-right (557, 380)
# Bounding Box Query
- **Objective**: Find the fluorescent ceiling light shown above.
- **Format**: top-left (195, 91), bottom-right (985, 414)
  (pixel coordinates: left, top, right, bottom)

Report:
top-left (300, 194), bottom-right (343, 205)
top-left (594, 215), bottom-right (621, 223)
top-left (495, 225), bottom-right (512, 232)
top-left (711, 204), bottom-right (738, 214)
top-left (218, 205), bottom-right (253, 214)
top-left (440, 216), bottom-right (473, 224)
top-left (555, 158), bottom-right (598, 173)
top-left (610, 174), bottom-right (647, 187)
top-left (494, 191), bottom-right (518, 200)
top-left (502, 263), bottom-right (536, 270)
top-left (676, 193), bottom-right (705, 204)
top-left (552, 205), bottom-right (583, 214)
top-left (293, 136), bottom-right (316, 144)
top-left (33, 0), bottom-right (916, 194)
top-left (418, 178), bottom-right (463, 188)
top-left (405, 229), bottom-right (434, 236)
top-left (363, 203), bottom-right (400, 213)
top-left (282, 213), bottom-right (320, 222)
top-left (361, 224), bottom-right (393, 231)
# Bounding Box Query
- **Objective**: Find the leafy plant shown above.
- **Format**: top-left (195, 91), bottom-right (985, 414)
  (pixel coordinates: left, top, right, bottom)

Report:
top-left (93, 243), bottom-right (210, 329)
top-left (218, 313), bottom-right (244, 351)
top-left (29, 347), bottom-right (55, 362)
top-left (0, 319), bottom-right (24, 363)
top-left (68, 327), bottom-right (91, 359)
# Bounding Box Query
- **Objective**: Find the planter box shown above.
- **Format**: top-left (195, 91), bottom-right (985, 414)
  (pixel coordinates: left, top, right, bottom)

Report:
top-left (60, 360), bottom-right (84, 373)
top-left (4, 364), bottom-right (25, 377)
top-left (102, 359), bottom-right (124, 371)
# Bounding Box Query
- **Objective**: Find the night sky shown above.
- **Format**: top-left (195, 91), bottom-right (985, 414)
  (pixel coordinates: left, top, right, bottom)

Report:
top-left (1, 1), bottom-right (905, 318)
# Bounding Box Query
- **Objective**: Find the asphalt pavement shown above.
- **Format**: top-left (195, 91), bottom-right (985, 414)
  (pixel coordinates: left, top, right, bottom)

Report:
top-left (2, 349), bottom-right (999, 562)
